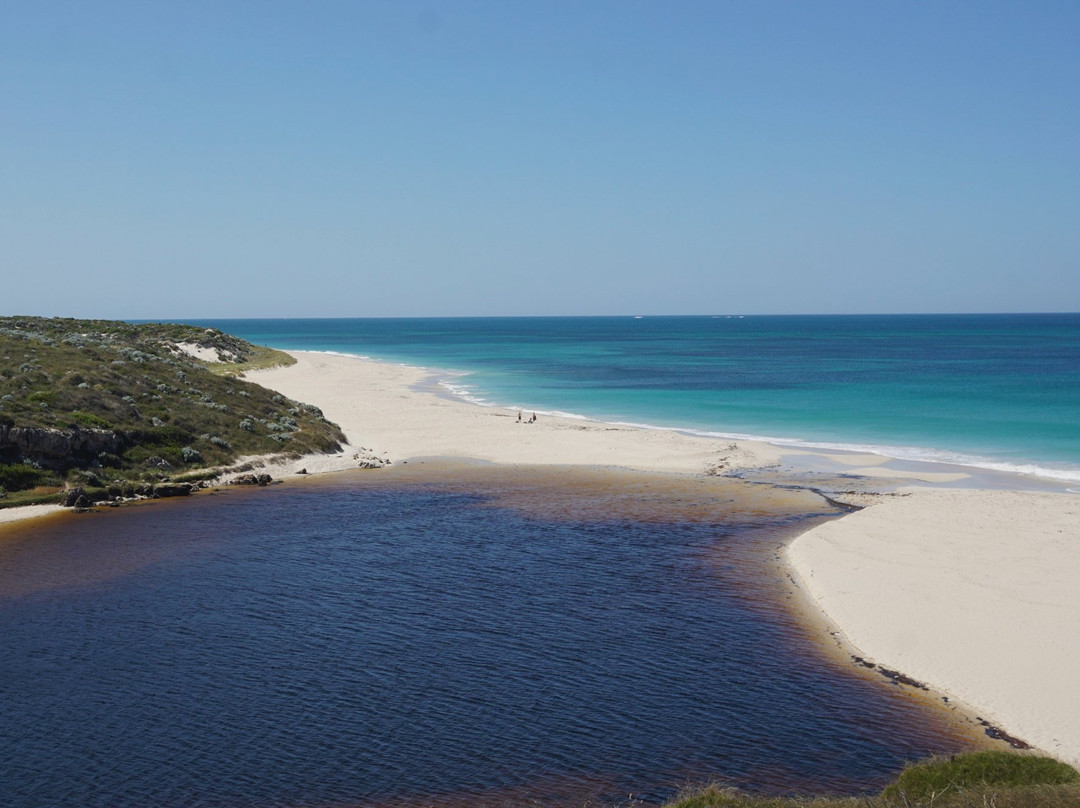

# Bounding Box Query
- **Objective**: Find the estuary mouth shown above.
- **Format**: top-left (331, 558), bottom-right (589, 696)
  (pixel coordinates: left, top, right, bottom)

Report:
top-left (0, 463), bottom-right (983, 807)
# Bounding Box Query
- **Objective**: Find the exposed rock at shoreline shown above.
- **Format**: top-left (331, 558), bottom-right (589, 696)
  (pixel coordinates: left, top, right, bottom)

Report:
top-left (231, 472), bottom-right (274, 486)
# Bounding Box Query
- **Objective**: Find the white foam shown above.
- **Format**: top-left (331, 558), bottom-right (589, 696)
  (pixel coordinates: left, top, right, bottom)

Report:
top-left (675, 429), bottom-right (1080, 484)
top-left (439, 380), bottom-right (490, 406)
top-left (306, 349), bottom-right (373, 360)
top-left (451, 391), bottom-right (1080, 484)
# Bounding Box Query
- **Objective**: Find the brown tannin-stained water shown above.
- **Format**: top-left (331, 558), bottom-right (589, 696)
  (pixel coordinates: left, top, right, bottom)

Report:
top-left (0, 465), bottom-right (985, 807)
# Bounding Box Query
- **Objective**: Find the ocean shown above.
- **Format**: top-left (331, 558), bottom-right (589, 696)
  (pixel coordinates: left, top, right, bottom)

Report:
top-left (194, 313), bottom-right (1080, 483)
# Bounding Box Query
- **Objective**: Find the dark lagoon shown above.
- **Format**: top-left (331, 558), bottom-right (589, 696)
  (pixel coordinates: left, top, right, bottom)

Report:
top-left (0, 465), bottom-right (984, 807)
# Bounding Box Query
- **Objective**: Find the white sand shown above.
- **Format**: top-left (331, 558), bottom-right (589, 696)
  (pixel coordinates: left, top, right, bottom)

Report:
top-left (0, 504), bottom-right (65, 526)
top-left (174, 342), bottom-right (226, 363)
top-left (247, 351), bottom-right (790, 475)
top-left (788, 489), bottom-right (1080, 766)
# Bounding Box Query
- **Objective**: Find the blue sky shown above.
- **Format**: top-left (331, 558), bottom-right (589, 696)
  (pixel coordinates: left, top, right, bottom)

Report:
top-left (3, 1), bottom-right (1078, 317)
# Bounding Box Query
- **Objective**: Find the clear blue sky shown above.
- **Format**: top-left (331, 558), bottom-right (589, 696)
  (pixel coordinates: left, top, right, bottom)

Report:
top-left (3, 1), bottom-right (1078, 318)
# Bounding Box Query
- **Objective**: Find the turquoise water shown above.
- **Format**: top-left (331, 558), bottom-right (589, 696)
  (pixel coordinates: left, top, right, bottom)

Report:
top-left (195, 314), bottom-right (1080, 482)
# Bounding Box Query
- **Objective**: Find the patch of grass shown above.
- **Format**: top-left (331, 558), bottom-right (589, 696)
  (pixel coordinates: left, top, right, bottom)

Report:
top-left (0, 486), bottom-right (63, 509)
top-left (134, 425), bottom-right (195, 448)
top-left (664, 752), bottom-right (1080, 808)
top-left (170, 468), bottom-right (224, 484)
top-left (204, 344), bottom-right (296, 376)
top-left (67, 410), bottom-right (113, 429)
top-left (882, 750), bottom-right (1080, 801)
top-left (967, 783), bottom-right (1080, 808)
top-left (0, 462), bottom-right (48, 491)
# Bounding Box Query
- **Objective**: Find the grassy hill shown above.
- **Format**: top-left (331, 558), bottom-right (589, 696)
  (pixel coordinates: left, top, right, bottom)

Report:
top-left (0, 316), bottom-right (345, 507)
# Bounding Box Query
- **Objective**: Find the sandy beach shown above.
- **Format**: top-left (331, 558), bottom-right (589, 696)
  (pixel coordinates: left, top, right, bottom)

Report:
top-left (0, 503), bottom-right (65, 527)
top-left (247, 351), bottom-right (791, 475)
top-left (246, 351), bottom-right (1080, 768)
top-left (246, 351), bottom-right (979, 483)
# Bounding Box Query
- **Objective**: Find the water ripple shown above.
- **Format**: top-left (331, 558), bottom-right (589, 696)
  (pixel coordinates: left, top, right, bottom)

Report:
top-left (0, 472), bottom-right (980, 807)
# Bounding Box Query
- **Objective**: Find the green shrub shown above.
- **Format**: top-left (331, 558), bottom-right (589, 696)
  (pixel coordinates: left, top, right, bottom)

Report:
top-left (171, 469), bottom-right (221, 483)
top-left (0, 488), bottom-right (64, 509)
top-left (69, 411), bottom-right (113, 429)
top-left (0, 463), bottom-right (46, 492)
top-left (137, 425), bottom-right (194, 448)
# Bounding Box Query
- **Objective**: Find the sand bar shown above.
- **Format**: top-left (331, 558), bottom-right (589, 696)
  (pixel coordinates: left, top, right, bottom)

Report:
top-left (788, 489), bottom-right (1080, 767)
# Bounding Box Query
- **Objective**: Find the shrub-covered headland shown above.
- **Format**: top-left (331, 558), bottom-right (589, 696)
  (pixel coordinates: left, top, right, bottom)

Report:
top-left (0, 316), bottom-right (345, 507)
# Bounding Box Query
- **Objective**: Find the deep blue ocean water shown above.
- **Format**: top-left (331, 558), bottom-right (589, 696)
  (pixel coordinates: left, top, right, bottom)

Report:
top-left (195, 314), bottom-right (1080, 482)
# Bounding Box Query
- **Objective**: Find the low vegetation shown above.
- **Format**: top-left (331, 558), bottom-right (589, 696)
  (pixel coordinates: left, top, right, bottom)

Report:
top-left (665, 751), bottom-right (1080, 808)
top-left (0, 316), bottom-right (344, 506)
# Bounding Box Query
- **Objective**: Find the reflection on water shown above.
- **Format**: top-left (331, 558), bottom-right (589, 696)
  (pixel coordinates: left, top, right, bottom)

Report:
top-left (0, 466), bottom-right (982, 807)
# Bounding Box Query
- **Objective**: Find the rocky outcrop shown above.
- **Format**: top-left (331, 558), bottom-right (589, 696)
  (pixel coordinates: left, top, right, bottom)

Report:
top-left (61, 487), bottom-right (91, 508)
top-left (231, 473), bottom-right (273, 486)
top-left (353, 449), bottom-right (391, 469)
top-left (0, 424), bottom-right (124, 469)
